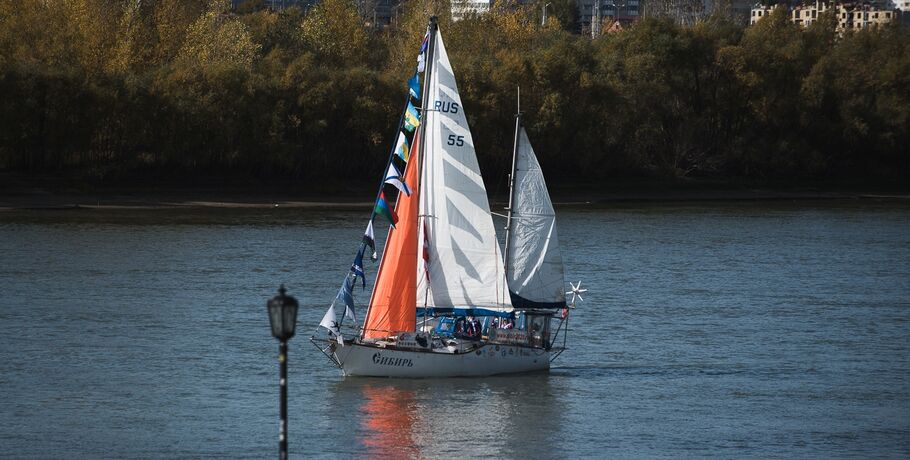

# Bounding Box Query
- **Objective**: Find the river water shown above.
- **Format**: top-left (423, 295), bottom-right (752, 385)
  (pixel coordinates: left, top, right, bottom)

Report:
top-left (1, 201), bottom-right (908, 458)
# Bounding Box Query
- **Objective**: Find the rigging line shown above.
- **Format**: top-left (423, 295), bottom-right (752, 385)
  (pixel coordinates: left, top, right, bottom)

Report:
top-left (503, 88), bottom-right (522, 280)
top-left (421, 220), bottom-right (431, 317)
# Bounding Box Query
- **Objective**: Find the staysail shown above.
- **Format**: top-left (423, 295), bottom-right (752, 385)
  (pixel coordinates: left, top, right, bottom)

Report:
top-left (505, 126), bottom-right (566, 309)
top-left (416, 31), bottom-right (512, 311)
top-left (362, 129), bottom-right (422, 339)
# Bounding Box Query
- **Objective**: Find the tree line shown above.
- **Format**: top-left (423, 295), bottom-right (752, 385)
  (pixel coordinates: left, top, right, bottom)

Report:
top-left (0, 0), bottom-right (908, 188)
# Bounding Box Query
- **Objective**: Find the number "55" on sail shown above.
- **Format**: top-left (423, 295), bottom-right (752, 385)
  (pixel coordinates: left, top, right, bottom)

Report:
top-left (447, 134), bottom-right (464, 146)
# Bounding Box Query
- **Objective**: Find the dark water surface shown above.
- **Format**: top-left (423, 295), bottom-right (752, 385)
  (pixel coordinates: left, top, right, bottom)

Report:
top-left (1, 201), bottom-right (909, 458)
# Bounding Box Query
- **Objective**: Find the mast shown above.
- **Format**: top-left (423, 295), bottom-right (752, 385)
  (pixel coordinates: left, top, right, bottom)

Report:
top-left (418, 16), bottom-right (437, 195)
top-left (418, 16), bottom-right (438, 314)
top-left (418, 16), bottom-right (437, 216)
top-left (503, 87), bottom-right (521, 277)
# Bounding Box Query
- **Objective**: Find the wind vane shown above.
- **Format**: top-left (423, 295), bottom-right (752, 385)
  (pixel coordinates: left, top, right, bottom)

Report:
top-left (566, 281), bottom-right (587, 306)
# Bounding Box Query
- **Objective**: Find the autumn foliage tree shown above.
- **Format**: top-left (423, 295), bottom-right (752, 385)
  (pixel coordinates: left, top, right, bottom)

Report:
top-left (0, 0), bottom-right (907, 187)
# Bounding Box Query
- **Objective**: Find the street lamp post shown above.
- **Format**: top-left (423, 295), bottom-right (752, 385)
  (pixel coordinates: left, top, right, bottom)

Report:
top-left (267, 285), bottom-right (298, 460)
top-left (542, 2), bottom-right (552, 26)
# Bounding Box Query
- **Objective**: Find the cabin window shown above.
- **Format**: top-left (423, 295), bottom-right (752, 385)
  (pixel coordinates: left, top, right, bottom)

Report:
top-left (526, 314), bottom-right (552, 349)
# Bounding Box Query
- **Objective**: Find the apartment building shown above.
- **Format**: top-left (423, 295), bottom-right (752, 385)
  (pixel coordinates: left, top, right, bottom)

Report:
top-left (751, 1), bottom-right (898, 31)
top-left (749, 2), bottom-right (777, 24)
top-left (451, 0), bottom-right (494, 21)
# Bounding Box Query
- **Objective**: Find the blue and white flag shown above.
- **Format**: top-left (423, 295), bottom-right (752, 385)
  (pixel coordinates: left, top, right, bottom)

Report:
top-left (362, 220), bottom-right (377, 261)
top-left (408, 74), bottom-right (420, 100)
top-left (419, 32), bottom-right (429, 54)
top-left (384, 162), bottom-right (411, 197)
top-left (336, 275), bottom-right (357, 324)
top-left (350, 247), bottom-right (366, 289)
top-left (417, 32), bottom-right (429, 73)
top-left (319, 304), bottom-right (340, 338)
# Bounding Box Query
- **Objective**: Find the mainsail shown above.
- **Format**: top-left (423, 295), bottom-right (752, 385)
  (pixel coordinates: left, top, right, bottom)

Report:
top-left (416, 31), bottom-right (512, 311)
top-left (505, 126), bottom-right (566, 309)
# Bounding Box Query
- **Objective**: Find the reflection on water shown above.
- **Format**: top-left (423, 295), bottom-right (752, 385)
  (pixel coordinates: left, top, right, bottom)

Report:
top-left (334, 375), bottom-right (563, 459)
top-left (360, 384), bottom-right (420, 459)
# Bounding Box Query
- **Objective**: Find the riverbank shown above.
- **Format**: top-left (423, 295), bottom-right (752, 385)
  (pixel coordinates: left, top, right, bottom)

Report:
top-left (1, 172), bottom-right (908, 211)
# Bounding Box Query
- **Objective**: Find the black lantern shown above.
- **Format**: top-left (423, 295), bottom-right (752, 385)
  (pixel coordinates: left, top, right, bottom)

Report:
top-left (267, 285), bottom-right (298, 341)
top-left (266, 284), bottom-right (298, 460)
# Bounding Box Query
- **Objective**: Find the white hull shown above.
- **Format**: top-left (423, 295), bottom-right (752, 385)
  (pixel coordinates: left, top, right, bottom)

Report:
top-left (331, 341), bottom-right (549, 378)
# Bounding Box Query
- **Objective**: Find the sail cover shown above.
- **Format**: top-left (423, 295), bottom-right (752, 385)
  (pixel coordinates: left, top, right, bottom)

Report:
top-left (417, 32), bottom-right (512, 311)
top-left (506, 127), bottom-right (566, 309)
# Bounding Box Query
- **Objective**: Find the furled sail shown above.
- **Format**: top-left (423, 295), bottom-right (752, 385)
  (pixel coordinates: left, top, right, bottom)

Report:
top-left (506, 127), bottom-right (566, 309)
top-left (416, 32), bottom-right (512, 311)
top-left (362, 130), bottom-right (422, 339)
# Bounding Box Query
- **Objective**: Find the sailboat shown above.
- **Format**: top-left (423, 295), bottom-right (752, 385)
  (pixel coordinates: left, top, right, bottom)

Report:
top-left (311, 17), bottom-right (580, 377)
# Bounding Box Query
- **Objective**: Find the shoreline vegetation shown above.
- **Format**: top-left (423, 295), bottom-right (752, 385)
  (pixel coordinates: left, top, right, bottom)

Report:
top-left (2, 172), bottom-right (908, 211)
top-left (1, 1), bottom-right (909, 199)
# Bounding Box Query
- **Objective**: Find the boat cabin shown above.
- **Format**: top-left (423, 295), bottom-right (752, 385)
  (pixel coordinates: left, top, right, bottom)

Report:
top-left (420, 307), bottom-right (556, 350)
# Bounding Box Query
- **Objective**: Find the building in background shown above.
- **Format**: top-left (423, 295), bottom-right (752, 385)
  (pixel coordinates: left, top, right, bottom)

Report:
top-left (884, 0), bottom-right (910, 21)
top-left (578, 0), bottom-right (642, 36)
top-left (704, 0), bottom-right (755, 24)
top-left (750, 1), bottom-right (899, 32)
top-left (232, 0), bottom-right (402, 26)
top-left (749, 2), bottom-right (778, 24)
top-left (452, 0), bottom-right (494, 21)
top-left (232, 0), bottom-right (314, 11)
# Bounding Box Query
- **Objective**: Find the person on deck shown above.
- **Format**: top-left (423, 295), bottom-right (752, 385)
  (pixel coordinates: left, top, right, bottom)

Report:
top-left (465, 317), bottom-right (476, 338)
top-left (454, 316), bottom-right (466, 338)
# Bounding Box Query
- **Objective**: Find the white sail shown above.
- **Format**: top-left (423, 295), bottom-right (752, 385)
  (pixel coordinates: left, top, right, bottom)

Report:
top-left (416, 31), bottom-right (511, 311)
top-left (506, 127), bottom-right (566, 309)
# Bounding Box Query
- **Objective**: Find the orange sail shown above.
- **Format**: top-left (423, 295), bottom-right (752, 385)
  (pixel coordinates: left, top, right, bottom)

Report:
top-left (362, 129), bottom-right (421, 340)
